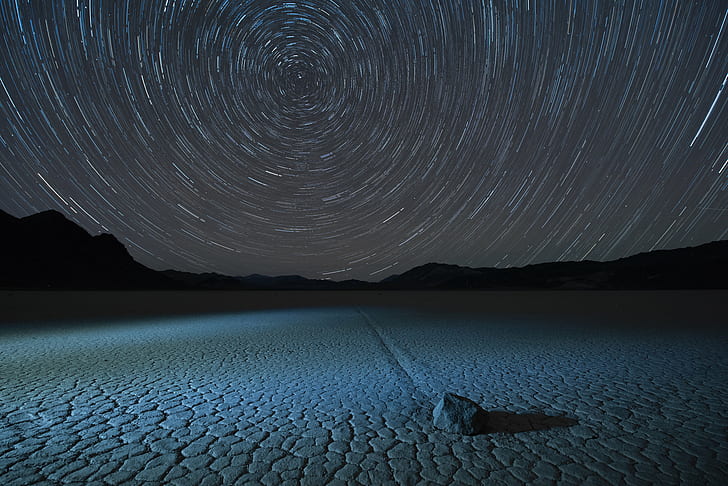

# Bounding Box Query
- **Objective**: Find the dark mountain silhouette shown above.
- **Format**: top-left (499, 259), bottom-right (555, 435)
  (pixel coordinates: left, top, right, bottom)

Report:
top-left (234, 273), bottom-right (372, 290)
top-left (0, 209), bottom-right (180, 289)
top-left (380, 241), bottom-right (728, 289)
top-left (1, 208), bottom-right (726, 290)
top-left (161, 270), bottom-right (373, 290)
top-left (160, 270), bottom-right (246, 290)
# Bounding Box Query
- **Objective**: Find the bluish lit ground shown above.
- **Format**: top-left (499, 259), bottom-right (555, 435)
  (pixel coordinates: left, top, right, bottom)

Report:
top-left (1, 294), bottom-right (727, 485)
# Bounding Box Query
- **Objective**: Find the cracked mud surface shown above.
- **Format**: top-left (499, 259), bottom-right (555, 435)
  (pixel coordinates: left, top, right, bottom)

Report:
top-left (1, 298), bottom-right (727, 484)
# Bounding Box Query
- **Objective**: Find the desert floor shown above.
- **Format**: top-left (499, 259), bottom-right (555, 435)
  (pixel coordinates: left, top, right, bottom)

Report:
top-left (1, 291), bottom-right (726, 484)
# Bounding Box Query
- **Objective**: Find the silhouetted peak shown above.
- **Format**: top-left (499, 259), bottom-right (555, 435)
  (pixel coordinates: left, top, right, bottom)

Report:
top-left (1, 209), bottom-right (178, 289)
top-left (19, 209), bottom-right (91, 241)
top-left (398, 262), bottom-right (474, 278)
top-left (615, 240), bottom-right (728, 264)
top-left (21, 209), bottom-right (69, 222)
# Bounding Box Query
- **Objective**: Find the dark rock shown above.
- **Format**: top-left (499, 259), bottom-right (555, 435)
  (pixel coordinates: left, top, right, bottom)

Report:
top-left (433, 393), bottom-right (488, 435)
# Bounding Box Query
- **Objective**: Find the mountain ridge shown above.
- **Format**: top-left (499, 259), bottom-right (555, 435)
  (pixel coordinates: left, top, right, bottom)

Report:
top-left (1, 208), bottom-right (726, 290)
top-left (0, 209), bottom-right (180, 289)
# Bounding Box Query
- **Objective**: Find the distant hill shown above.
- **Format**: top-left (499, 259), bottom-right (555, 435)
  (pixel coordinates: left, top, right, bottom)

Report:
top-left (1, 208), bottom-right (726, 290)
top-left (161, 270), bottom-right (373, 290)
top-left (0, 209), bottom-right (179, 289)
top-left (380, 241), bottom-right (728, 290)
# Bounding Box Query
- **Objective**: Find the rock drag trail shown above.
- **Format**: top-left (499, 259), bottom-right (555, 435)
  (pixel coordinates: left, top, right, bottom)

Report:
top-left (1, 304), bottom-right (727, 485)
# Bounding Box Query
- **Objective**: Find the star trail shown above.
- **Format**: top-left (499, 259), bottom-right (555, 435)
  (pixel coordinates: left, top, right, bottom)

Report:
top-left (0, 0), bottom-right (726, 280)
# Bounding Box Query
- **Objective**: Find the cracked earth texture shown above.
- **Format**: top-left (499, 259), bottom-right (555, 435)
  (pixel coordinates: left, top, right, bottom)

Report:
top-left (1, 299), bottom-right (726, 485)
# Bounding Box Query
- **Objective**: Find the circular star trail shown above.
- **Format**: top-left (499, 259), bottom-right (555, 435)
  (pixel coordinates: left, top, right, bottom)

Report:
top-left (1, 1), bottom-right (726, 280)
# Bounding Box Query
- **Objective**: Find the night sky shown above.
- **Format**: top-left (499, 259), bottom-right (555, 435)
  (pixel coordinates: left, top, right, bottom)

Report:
top-left (0, 1), bottom-right (726, 281)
